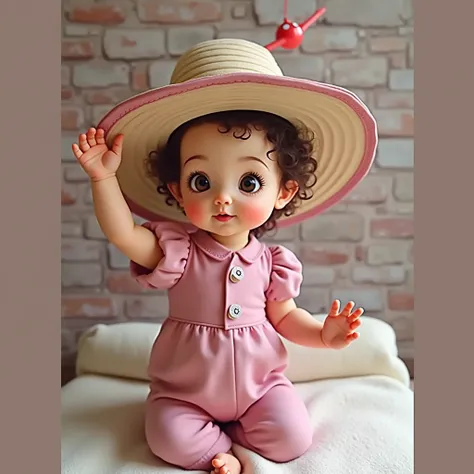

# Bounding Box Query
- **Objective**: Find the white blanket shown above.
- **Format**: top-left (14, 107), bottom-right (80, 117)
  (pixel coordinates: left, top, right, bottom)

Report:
top-left (62, 316), bottom-right (413, 473)
top-left (61, 373), bottom-right (413, 474)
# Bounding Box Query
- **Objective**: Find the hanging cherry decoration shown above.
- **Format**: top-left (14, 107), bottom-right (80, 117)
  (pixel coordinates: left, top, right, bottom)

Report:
top-left (265, 0), bottom-right (326, 51)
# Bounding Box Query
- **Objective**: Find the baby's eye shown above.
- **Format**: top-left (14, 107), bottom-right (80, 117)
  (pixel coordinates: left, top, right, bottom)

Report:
top-left (239, 174), bottom-right (262, 194)
top-left (189, 173), bottom-right (210, 192)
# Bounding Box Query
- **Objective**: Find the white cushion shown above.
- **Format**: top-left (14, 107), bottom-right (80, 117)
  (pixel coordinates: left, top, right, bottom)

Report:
top-left (75, 315), bottom-right (410, 385)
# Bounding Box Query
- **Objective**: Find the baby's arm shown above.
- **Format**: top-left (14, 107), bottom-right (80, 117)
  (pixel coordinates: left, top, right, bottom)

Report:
top-left (73, 128), bottom-right (163, 270)
top-left (91, 177), bottom-right (163, 270)
top-left (266, 299), bottom-right (327, 348)
top-left (267, 299), bottom-right (363, 350)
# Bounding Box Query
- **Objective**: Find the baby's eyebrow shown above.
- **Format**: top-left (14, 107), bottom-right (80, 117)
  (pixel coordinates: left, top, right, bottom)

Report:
top-left (183, 154), bottom-right (207, 166)
top-left (239, 155), bottom-right (269, 170)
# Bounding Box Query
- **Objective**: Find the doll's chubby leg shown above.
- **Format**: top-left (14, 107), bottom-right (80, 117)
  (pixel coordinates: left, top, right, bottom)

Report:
top-left (228, 384), bottom-right (313, 463)
top-left (145, 396), bottom-right (233, 471)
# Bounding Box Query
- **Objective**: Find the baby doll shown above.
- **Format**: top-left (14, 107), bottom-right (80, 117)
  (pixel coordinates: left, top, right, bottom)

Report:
top-left (72, 38), bottom-right (377, 474)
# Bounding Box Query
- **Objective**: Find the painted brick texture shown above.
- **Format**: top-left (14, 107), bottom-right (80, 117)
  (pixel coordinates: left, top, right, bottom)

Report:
top-left (61, 0), bottom-right (414, 363)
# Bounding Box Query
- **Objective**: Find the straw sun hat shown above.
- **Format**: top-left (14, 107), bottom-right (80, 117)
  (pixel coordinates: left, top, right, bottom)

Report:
top-left (97, 38), bottom-right (378, 227)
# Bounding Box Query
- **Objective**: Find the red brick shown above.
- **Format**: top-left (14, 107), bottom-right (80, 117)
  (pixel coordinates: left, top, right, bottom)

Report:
top-left (376, 91), bottom-right (414, 109)
top-left (66, 5), bottom-right (126, 24)
top-left (61, 106), bottom-right (84, 131)
top-left (132, 63), bottom-right (150, 91)
top-left (388, 52), bottom-right (407, 69)
top-left (373, 109), bottom-right (414, 137)
top-left (84, 88), bottom-right (131, 105)
top-left (104, 29), bottom-right (165, 60)
top-left (61, 187), bottom-right (77, 205)
top-left (125, 295), bottom-right (169, 319)
top-left (369, 36), bottom-right (407, 52)
top-left (62, 297), bottom-right (118, 318)
top-left (371, 218), bottom-right (414, 238)
top-left (388, 291), bottom-right (414, 310)
top-left (61, 39), bottom-right (94, 59)
top-left (355, 245), bottom-right (367, 262)
top-left (107, 271), bottom-right (146, 293)
top-left (137, 0), bottom-right (222, 23)
top-left (300, 244), bottom-right (350, 265)
top-left (61, 87), bottom-right (74, 101)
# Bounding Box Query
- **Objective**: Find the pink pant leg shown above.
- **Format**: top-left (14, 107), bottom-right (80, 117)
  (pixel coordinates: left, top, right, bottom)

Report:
top-left (227, 384), bottom-right (313, 463)
top-left (145, 397), bottom-right (232, 471)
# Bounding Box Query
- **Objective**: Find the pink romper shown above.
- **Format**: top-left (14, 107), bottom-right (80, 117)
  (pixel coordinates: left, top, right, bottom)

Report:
top-left (131, 222), bottom-right (313, 471)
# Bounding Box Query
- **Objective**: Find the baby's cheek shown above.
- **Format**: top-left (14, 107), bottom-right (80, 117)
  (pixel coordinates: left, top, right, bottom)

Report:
top-left (184, 200), bottom-right (206, 223)
top-left (240, 203), bottom-right (272, 227)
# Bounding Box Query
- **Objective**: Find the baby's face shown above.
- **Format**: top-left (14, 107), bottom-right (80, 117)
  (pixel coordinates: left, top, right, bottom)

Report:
top-left (169, 122), bottom-right (295, 238)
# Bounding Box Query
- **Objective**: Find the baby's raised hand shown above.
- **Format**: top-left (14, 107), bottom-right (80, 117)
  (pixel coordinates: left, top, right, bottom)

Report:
top-left (321, 300), bottom-right (363, 349)
top-left (72, 127), bottom-right (124, 182)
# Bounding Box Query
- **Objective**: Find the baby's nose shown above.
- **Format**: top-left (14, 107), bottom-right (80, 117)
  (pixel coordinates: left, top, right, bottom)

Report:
top-left (214, 190), bottom-right (233, 206)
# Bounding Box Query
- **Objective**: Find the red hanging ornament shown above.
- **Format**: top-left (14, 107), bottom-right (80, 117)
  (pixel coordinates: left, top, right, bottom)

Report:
top-left (265, 1), bottom-right (327, 51)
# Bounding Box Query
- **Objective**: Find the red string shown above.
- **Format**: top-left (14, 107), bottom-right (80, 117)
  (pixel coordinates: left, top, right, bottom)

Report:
top-left (284, 0), bottom-right (288, 21)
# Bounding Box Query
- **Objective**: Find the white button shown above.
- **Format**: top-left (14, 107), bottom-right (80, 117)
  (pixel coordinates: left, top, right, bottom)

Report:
top-left (228, 304), bottom-right (242, 319)
top-left (229, 266), bottom-right (244, 283)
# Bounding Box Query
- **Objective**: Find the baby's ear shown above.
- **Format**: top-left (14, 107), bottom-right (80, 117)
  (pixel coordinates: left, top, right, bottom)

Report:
top-left (167, 183), bottom-right (184, 206)
top-left (275, 180), bottom-right (299, 210)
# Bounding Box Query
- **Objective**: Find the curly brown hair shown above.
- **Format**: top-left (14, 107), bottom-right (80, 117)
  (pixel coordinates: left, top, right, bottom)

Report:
top-left (147, 110), bottom-right (319, 238)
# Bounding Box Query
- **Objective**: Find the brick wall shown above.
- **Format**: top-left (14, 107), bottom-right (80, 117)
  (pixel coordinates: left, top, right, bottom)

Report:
top-left (61, 0), bottom-right (414, 371)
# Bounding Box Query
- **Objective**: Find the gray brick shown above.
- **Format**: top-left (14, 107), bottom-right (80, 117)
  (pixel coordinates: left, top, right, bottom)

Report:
top-left (302, 214), bottom-right (364, 242)
top-left (85, 215), bottom-right (107, 240)
top-left (352, 265), bottom-right (406, 284)
top-left (301, 27), bottom-right (358, 53)
top-left (104, 29), bottom-right (166, 59)
top-left (394, 173), bottom-right (414, 202)
top-left (64, 165), bottom-right (89, 182)
top-left (167, 27), bottom-right (215, 56)
top-left (389, 69), bottom-right (414, 91)
top-left (61, 134), bottom-right (79, 163)
top-left (325, 0), bottom-right (412, 27)
top-left (367, 243), bottom-right (409, 265)
top-left (332, 57), bottom-right (388, 87)
top-left (331, 288), bottom-right (384, 311)
top-left (62, 238), bottom-right (102, 261)
top-left (149, 60), bottom-right (178, 88)
top-left (73, 62), bottom-right (130, 88)
top-left (217, 28), bottom-right (277, 49)
top-left (302, 266), bottom-right (337, 286)
top-left (276, 55), bottom-right (325, 81)
top-left (295, 287), bottom-right (330, 314)
top-left (62, 263), bottom-right (103, 287)
top-left (254, 0), bottom-right (317, 25)
top-left (61, 221), bottom-right (83, 238)
top-left (376, 139), bottom-right (414, 169)
top-left (107, 244), bottom-right (130, 269)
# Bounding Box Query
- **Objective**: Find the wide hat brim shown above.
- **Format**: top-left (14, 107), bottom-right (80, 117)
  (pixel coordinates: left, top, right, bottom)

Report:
top-left (98, 72), bottom-right (377, 228)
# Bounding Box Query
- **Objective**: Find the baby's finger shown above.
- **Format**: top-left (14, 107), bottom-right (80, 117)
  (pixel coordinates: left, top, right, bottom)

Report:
top-left (87, 128), bottom-right (97, 147)
top-left (345, 332), bottom-right (359, 341)
top-left (350, 319), bottom-right (361, 330)
top-left (111, 134), bottom-right (124, 156)
top-left (348, 307), bottom-right (364, 323)
top-left (341, 301), bottom-right (355, 317)
top-left (328, 299), bottom-right (341, 317)
top-left (95, 128), bottom-right (106, 145)
top-left (71, 143), bottom-right (83, 159)
top-left (78, 133), bottom-right (90, 153)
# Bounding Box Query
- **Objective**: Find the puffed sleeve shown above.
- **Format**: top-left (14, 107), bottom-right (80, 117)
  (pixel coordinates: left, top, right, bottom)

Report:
top-left (130, 221), bottom-right (191, 290)
top-left (265, 245), bottom-right (303, 302)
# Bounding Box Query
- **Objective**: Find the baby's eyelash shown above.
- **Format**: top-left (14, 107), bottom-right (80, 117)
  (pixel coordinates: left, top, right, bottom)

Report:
top-left (247, 172), bottom-right (266, 186)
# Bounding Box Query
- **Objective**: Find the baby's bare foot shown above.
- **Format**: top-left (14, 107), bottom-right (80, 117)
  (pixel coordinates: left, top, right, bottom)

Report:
top-left (210, 452), bottom-right (242, 474)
